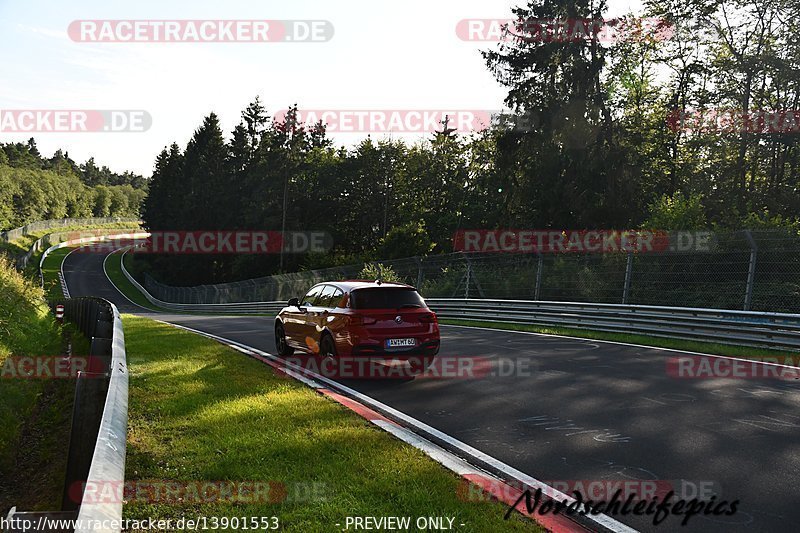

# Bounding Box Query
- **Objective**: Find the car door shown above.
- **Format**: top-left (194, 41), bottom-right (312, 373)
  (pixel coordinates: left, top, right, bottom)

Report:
top-left (311, 285), bottom-right (338, 336)
top-left (284, 285), bottom-right (323, 348)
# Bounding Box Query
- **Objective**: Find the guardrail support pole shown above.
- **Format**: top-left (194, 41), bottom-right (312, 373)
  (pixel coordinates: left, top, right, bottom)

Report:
top-left (622, 252), bottom-right (633, 304)
top-left (464, 256), bottom-right (472, 299)
top-left (534, 254), bottom-right (543, 300)
top-left (743, 230), bottom-right (758, 311)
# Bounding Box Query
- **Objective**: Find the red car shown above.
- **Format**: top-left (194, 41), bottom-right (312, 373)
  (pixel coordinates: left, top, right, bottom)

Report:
top-left (274, 281), bottom-right (440, 370)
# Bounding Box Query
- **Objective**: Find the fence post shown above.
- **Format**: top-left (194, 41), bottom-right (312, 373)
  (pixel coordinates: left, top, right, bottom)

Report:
top-left (534, 254), bottom-right (543, 300)
top-left (622, 252), bottom-right (633, 304)
top-left (464, 255), bottom-right (472, 299)
top-left (416, 256), bottom-right (423, 289)
top-left (743, 230), bottom-right (758, 311)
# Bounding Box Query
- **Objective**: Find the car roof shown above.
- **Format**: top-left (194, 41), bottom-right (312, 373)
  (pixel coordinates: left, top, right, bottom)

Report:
top-left (312, 280), bottom-right (415, 291)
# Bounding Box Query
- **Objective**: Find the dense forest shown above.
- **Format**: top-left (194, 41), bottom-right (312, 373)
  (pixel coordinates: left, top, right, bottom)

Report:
top-left (132, 0), bottom-right (800, 285)
top-left (0, 138), bottom-right (147, 231)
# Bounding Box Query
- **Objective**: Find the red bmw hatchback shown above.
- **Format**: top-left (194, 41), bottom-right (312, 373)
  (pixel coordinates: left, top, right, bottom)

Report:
top-left (274, 280), bottom-right (440, 366)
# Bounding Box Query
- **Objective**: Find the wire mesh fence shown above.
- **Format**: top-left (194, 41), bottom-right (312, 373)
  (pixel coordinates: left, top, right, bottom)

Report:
top-left (141, 230), bottom-right (800, 313)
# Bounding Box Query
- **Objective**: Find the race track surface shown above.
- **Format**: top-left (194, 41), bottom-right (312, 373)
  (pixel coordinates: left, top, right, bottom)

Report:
top-left (63, 249), bottom-right (800, 532)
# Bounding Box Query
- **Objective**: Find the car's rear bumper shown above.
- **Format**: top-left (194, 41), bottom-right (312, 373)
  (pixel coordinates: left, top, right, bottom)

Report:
top-left (346, 339), bottom-right (440, 358)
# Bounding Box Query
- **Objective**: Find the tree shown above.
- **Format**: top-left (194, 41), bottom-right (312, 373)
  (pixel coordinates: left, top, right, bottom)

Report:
top-left (642, 192), bottom-right (707, 229)
top-left (380, 221), bottom-right (434, 259)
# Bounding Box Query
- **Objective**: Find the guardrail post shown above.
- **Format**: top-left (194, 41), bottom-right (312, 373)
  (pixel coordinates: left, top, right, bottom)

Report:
top-left (534, 254), bottom-right (543, 300)
top-left (743, 230), bottom-right (758, 311)
top-left (464, 256), bottom-right (472, 299)
top-left (62, 371), bottom-right (109, 511)
top-left (622, 252), bottom-right (633, 304)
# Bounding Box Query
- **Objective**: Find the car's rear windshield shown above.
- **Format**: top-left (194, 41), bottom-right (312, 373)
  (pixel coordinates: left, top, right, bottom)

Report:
top-left (350, 288), bottom-right (426, 309)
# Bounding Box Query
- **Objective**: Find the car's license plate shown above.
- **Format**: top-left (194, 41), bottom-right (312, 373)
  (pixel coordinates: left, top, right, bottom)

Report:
top-left (386, 338), bottom-right (416, 348)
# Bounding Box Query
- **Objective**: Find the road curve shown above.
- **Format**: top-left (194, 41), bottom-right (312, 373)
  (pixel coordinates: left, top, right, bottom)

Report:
top-left (63, 248), bottom-right (800, 533)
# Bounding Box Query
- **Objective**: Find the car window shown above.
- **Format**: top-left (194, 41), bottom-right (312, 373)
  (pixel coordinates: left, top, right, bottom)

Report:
top-left (350, 288), bottom-right (426, 309)
top-left (316, 285), bottom-right (337, 308)
top-left (330, 288), bottom-right (344, 308)
top-left (301, 285), bottom-right (323, 307)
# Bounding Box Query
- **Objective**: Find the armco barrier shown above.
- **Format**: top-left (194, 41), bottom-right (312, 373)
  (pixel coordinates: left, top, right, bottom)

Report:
top-left (118, 248), bottom-right (285, 315)
top-left (4, 298), bottom-right (128, 533)
top-left (39, 232), bottom-right (150, 289)
top-left (117, 249), bottom-right (800, 350)
top-left (14, 227), bottom-right (141, 271)
top-left (0, 217), bottom-right (139, 243)
top-left (426, 299), bottom-right (800, 351)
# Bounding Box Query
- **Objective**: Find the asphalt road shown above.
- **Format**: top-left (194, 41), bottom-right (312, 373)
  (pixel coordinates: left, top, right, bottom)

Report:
top-left (63, 249), bottom-right (800, 533)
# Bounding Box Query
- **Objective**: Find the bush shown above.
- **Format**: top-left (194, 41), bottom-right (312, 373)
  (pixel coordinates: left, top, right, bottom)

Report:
top-left (358, 263), bottom-right (403, 283)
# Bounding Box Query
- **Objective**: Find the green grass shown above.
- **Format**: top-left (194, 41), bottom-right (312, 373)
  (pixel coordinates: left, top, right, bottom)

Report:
top-left (440, 319), bottom-right (798, 360)
top-left (39, 246), bottom-right (75, 300)
top-left (0, 256), bottom-right (74, 512)
top-left (103, 249), bottom-right (160, 311)
top-left (123, 316), bottom-right (539, 532)
top-left (18, 224), bottom-right (142, 280)
top-left (105, 250), bottom-right (277, 316)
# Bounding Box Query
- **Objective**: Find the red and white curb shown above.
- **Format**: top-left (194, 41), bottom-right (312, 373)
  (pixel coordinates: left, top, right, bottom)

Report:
top-left (156, 320), bottom-right (636, 533)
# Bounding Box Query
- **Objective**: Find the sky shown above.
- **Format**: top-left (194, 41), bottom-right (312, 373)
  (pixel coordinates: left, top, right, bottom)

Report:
top-left (0, 0), bottom-right (643, 176)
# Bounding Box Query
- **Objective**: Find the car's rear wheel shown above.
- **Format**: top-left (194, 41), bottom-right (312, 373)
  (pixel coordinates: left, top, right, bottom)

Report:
top-left (320, 334), bottom-right (337, 358)
top-left (275, 322), bottom-right (294, 357)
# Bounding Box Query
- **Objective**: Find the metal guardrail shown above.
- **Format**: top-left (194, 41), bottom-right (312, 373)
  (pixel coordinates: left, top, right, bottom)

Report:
top-left (12, 228), bottom-right (141, 271)
top-left (0, 217), bottom-right (139, 243)
top-left (39, 233), bottom-right (150, 289)
top-left (5, 298), bottom-right (128, 533)
top-left (119, 248), bottom-right (285, 315)
top-left (426, 299), bottom-right (800, 351)
top-left (119, 249), bottom-right (800, 350)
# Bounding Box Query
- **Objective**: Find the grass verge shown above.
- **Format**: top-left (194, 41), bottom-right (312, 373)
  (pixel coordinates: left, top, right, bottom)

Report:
top-left (103, 249), bottom-right (160, 311)
top-left (123, 315), bottom-right (539, 532)
top-left (39, 246), bottom-right (75, 300)
top-left (440, 319), bottom-right (797, 360)
top-left (0, 257), bottom-right (75, 512)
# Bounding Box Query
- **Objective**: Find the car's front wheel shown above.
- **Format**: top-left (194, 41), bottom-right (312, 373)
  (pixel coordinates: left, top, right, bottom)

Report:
top-left (275, 322), bottom-right (294, 357)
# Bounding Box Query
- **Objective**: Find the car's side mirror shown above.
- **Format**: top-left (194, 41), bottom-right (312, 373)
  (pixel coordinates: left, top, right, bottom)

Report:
top-left (288, 297), bottom-right (299, 307)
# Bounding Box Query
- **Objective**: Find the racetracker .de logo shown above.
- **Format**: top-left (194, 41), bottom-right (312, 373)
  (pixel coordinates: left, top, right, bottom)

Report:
top-left (274, 355), bottom-right (536, 380)
top-left (68, 20), bottom-right (334, 43)
top-left (274, 110), bottom-right (494, 134)
top-left (458, 477), bottom-right (719, 503)
top-left (453, 230), bottom-right (715, 254)
top-left (76, 231), bottom-right (333, 254)
top-left (1, 356), bottom-right (106, 379)
top-left (456, 17), bottom-right (673, 43)
top-left (667, 109), bottom-right (800, 134)
top-left (667, 356), bottom-right (800, 380)
top-left (0, 110), bottom-right (151, 133)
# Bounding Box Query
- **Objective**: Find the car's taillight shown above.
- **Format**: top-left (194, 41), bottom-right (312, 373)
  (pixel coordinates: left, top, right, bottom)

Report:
top-left (419, 313), bottom-right (437, 324)
top-left (350, 315), bottom-right (378, 326)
